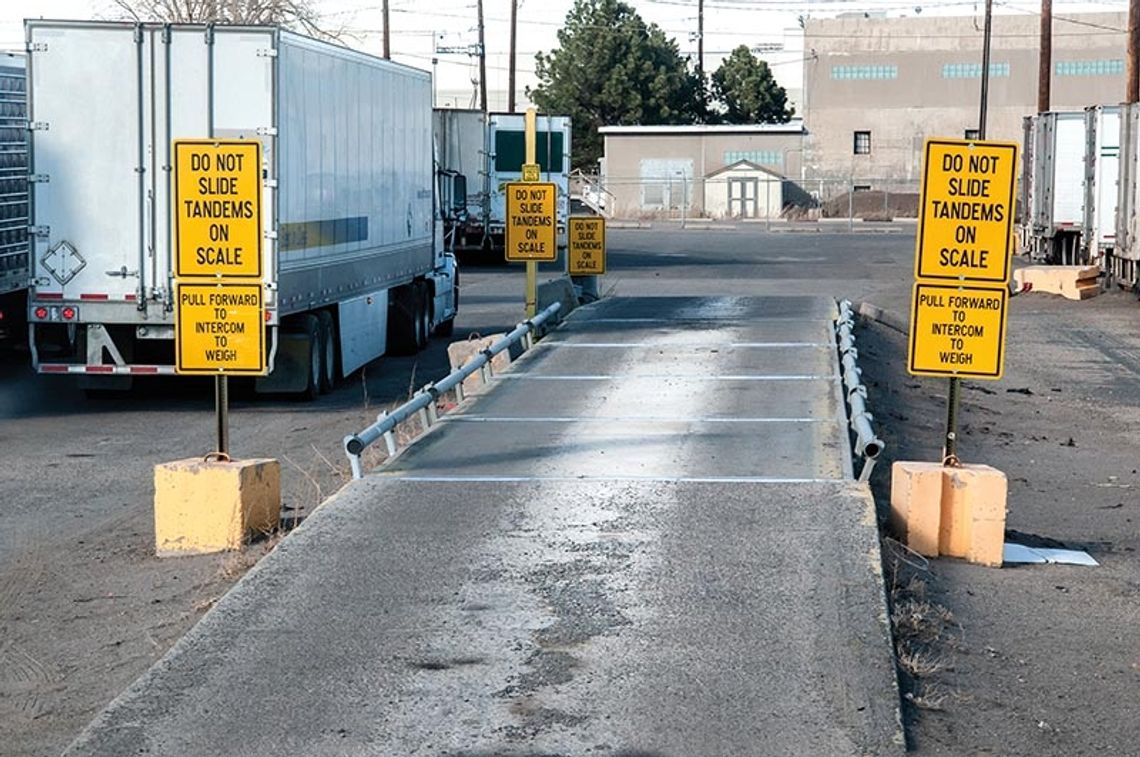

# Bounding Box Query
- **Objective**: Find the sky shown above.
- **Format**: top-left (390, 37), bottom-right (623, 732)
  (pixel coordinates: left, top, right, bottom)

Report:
top-left (0, 0), bottom-right (1127, 110)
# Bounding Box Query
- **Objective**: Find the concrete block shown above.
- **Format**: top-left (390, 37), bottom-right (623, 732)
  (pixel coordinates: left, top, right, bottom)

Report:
top-left (536, 275), bottom-right (578, 334)
top-left (448, 334), bottom-right (511, 395)
top-left (154, 458), bottom-right (280, 557)
top-left (890, 461), bottom-right (1008, 567)
top-left (1014, 265), bottom-right (1100, 301)
top-left (889, 462), bottom-right (943, 557)
top-left (941, 464), bottom-right (1007, 568)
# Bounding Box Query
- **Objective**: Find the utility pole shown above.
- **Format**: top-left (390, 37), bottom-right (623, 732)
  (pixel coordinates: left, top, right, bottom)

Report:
top-left (382, 0), bottom-right (390, 60)
top-left (477, 0), bottom-right (488, 113)
top-left (508, 0), bottom-right (518, 112)
top-left (697, 0), bottom-right (705, 83)
top-left (1038, 0), bottom-right (1052, 113)
top-left (1128, 0), bottom-right (1140, 104)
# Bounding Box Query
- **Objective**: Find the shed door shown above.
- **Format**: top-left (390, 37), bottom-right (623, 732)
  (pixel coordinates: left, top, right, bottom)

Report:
top-left (728, 178), bottom-right (758, 218)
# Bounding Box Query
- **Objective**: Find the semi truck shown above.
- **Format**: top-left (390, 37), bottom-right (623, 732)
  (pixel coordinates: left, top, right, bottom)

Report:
top-left (434, 108), bottom-right (571, 258)
top-left (1024, 110), bottom-right (1088, 265)
top-left (25, 20), bottom-right (457, 395)
top-left (0, 52), bottom-right (27, 343)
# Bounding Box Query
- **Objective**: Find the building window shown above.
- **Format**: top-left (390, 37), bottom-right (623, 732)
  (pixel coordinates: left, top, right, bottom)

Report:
top-left (941, 62), bottom-right (1010, 79)
top-left (1055, 59), bottom-right (1124, 76)
top-left (965, 128), bottom-right (980, 140)
top-left (831, 64), bottom-right (897, 80)
top-left (854, 131), bottom-right (871, 155)
top-left (724, 150), bottom-right (783, 166)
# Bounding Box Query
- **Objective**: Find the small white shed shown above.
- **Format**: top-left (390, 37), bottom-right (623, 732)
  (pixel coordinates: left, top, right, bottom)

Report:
top-left (703, 160), bottom-right (784, 219)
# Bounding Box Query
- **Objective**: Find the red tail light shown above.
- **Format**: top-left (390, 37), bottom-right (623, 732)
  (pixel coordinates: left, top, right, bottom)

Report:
top-left (34, 306), bottom-right (48, 320)
top-left (61, 307), bottom-right (77, 321)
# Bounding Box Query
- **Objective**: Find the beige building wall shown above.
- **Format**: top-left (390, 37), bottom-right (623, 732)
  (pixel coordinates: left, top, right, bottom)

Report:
top-left (804, 12), bottom-right (1129, 181)
top-left (601, 127), bottom-right (804, 218)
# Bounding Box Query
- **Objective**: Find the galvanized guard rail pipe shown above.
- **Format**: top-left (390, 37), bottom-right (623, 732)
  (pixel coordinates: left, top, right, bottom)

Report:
top-left (836, 300), bottom-right (886, 482)
top-left (343, 302), bottom-right (562, 479)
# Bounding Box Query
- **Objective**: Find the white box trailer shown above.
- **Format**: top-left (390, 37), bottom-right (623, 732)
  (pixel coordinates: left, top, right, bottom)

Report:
top-left (1029, 110), bottom-right (1087, 264)
top-left (1017, 114), bottom-right (1036, 253)
top-left (1082, 104), bottom-right (1121, 266)
top-left (1111, 103), bottom-right (1140, 286)
top-left (25, 21), bottom-right (456, 394)
top-left (0, 51), bottom-right (27, 340)
top-left (434, 108), bottom-right (571, 257)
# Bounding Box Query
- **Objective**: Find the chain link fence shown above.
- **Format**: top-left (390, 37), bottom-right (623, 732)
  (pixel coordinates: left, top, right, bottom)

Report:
top-left (575, 175), bottom-right (920, 224)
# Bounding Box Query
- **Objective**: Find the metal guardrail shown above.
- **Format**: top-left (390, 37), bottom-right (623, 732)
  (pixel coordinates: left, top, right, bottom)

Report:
top-left (343, 301), bottom-right (563, 479)
top-left (836, 299), bottom-right (886, 482)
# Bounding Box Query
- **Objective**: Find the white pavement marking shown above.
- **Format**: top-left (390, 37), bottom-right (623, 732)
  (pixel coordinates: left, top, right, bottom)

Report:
top-left (534, 342), bottom-right (832, 348)
top-left (493, 374), bottom-right (842, 381)
top-left (382, 474), bottom-right (845, 484)
top-left (442, 416), bottom-right (833, 424)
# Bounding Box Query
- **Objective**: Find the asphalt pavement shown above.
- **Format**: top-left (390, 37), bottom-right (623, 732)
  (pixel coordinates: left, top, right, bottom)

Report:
top-left (66, 295), bottom-right (903, 756)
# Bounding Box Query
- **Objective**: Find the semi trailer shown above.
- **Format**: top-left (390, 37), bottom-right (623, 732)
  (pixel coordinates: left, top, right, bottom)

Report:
top-left (25, 20), bottom-right (457, 395)
top-left (434, 108), bottom-right (571, 258)
top-left (1082, 104), bottom-right (1121, 269)
top-left (0, 52), bottom-right (27, 343)
top-left (1024, 110), bottom-right (1087, 264)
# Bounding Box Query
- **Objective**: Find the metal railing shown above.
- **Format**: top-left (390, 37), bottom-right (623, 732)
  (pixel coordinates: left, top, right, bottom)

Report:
top-left (836, 300), bottom-right (885, 482)
top-left (342, 301), bottom-right (563, 479)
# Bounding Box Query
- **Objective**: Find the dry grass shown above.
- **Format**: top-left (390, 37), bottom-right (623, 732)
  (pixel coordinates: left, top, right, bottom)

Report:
top-left (882, 537), bottom-right (961, 728)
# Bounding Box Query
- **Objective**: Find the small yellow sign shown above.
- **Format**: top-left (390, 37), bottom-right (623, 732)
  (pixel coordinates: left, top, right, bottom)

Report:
top-left (915, 139), bottom-right (1018, 284)
top-left (568, 216), bottom-right (606, 275)
top-left (505, 181), bottom-right (557, 262)
top-left (908, 282), bottom-right (1008, 380)
top-left (175, 281), bottom-right (266, 375)
top-left (174, 140), bottom-right (262, 279)
top-left (521, 163), bottom-right (541, 182)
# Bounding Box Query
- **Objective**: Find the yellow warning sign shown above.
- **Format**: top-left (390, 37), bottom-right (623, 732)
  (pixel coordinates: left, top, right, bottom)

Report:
top-left (568, 216), bottom-right (606, 275)
top-left (915, 139), bottom-right (1018, 284)
top-left (506, 182), bottom-right (557, 262)
top-left (521, 163), bottom-right (541, 182)
top-left (174, 140), bottom-right (262, 279)
top-left (175, 281), bottom-right (266, 375)
top-left (908, 282), bottom-right (1008, 380)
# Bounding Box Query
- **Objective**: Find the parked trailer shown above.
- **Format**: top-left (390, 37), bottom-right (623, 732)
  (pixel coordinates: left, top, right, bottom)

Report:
top-left (1082, 104), bottom-right (1121, 269)
top-left (1026, 111), bottom-right (1088, 264)
top-left (1111, 102), bottom-right (1140, 287)
top-left (434, 108), bottom-right (571, 258)
top-left (1017, 114), bottom-right (1037, 254)
top-left (0, 52), bottom-right (27, 342)
top-left (25, 21), bottom-right (457, 395)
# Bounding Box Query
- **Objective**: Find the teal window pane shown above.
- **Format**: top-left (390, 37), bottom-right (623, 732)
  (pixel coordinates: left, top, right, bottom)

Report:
top-left (831, 65), bottom-right (898, 80)
top-left (941, 62), bottom-right (1009, 79)
top-left (1056, 59), bottom-right (1124, 76)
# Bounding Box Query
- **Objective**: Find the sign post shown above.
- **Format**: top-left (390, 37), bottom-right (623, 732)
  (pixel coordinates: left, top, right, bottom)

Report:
top-left (173, 139), bottom-right (266, 458)
top-left (908, 136), bottom-right (1017, 464)
top-left (505, 108), bottom-right (557, 318)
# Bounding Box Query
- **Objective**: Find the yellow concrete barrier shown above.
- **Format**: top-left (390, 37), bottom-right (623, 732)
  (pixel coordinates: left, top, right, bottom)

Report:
top-left (891, 461), bottom-right (1007, 568)
top-left (154, 458), bottom-right (280, 557)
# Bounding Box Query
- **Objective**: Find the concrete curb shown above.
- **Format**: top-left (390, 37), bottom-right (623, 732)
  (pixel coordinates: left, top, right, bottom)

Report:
top-left (854, 301), bottom-right (909, 335)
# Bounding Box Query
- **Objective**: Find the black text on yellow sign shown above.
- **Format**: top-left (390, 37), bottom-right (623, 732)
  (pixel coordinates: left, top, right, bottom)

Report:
top-left (908, 282), bottom-right (1008, 380)
top-left (173, 140), bottom-right (262, 278)
top-left (915, 139), bottom-right (1018, 284)
top-left (505, 181), bottom-right (557, 262)
top-left (568, 216), bottom-right (606, 275)
top-left (175, 282), bottom-right (266, 375)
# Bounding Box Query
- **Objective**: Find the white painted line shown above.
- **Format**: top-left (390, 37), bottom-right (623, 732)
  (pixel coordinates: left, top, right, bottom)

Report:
top-left (534, 341), bottom-right (831, 348)
top-left (383, 475), bottom-right (843, 484)
top-left (442, 416), bottom-right (832, 424)
top-left (493, 374), bottom-right (842, 381)
top-left (564, 317), bottom-right (830, 324)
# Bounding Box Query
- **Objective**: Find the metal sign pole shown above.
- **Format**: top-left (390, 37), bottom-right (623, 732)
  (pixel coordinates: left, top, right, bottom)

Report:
top-left (945, 0), bottom-right (993, 465)
top-left (216, 375), bottom-right (229, 457)
top-left (524, 108), bottom-right (538, 318)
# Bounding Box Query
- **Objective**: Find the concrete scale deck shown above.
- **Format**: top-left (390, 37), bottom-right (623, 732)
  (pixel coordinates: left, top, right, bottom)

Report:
top-left (67, 296), bottom-right (903, 756)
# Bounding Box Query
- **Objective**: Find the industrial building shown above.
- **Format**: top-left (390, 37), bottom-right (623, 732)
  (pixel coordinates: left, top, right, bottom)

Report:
top-left (598, 122), bottom-right (804, 219)
top-left (802, 11), bottom-right (1129, 181)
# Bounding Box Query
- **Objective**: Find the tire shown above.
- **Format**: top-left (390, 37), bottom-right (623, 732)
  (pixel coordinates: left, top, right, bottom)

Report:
top-left (415, 281), bottom-right (430, 351)
top-left (316, 309), bottom-right (336, 394)
top-left (300, 314), bottom-right (321, 401)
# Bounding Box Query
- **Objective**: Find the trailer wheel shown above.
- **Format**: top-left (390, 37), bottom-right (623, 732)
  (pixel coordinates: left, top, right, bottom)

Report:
top-left (317, 309), bottom-right (337, 393)
top-left (300, 314), bottom-right (321, 401)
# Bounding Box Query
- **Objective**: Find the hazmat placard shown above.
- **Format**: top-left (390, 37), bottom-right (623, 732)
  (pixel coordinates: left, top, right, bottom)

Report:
top-left (505, 181), bottom-right (557, 262)
top-left (174, 140), bottom-right (262, 278)
top-left (908, 282), bottom-right (1008, 379)
top-left (915, 139), bottom-right (1018, 284)
top-left (175, 281), bottom-right (266, 375)
top-left (568, 216), bottom-right (606, 275)
top-left (521, 163), bottom-right (541, 182)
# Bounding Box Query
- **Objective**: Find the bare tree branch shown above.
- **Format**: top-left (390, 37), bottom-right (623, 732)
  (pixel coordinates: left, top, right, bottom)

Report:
top-left (108, 0), bottom-right (341, 39)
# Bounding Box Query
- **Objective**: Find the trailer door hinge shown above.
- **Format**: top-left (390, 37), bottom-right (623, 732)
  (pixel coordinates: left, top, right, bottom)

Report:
top-left (27, 42), bottom-right (47, 53)
top-left (28, 174), bottom-right (49, 184)
top-left (27, 121), bottom-right (49, 131)
top-left (264, 230), bottom-right (278, 240)
top-left (264, 178), bottom-right (278, 188)
top-left (255, 126), bottom-right (278, 137)
top-left (28, 225), bottom-right (49, 238)
top-left (256, 48), bottom-right (278, 58)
